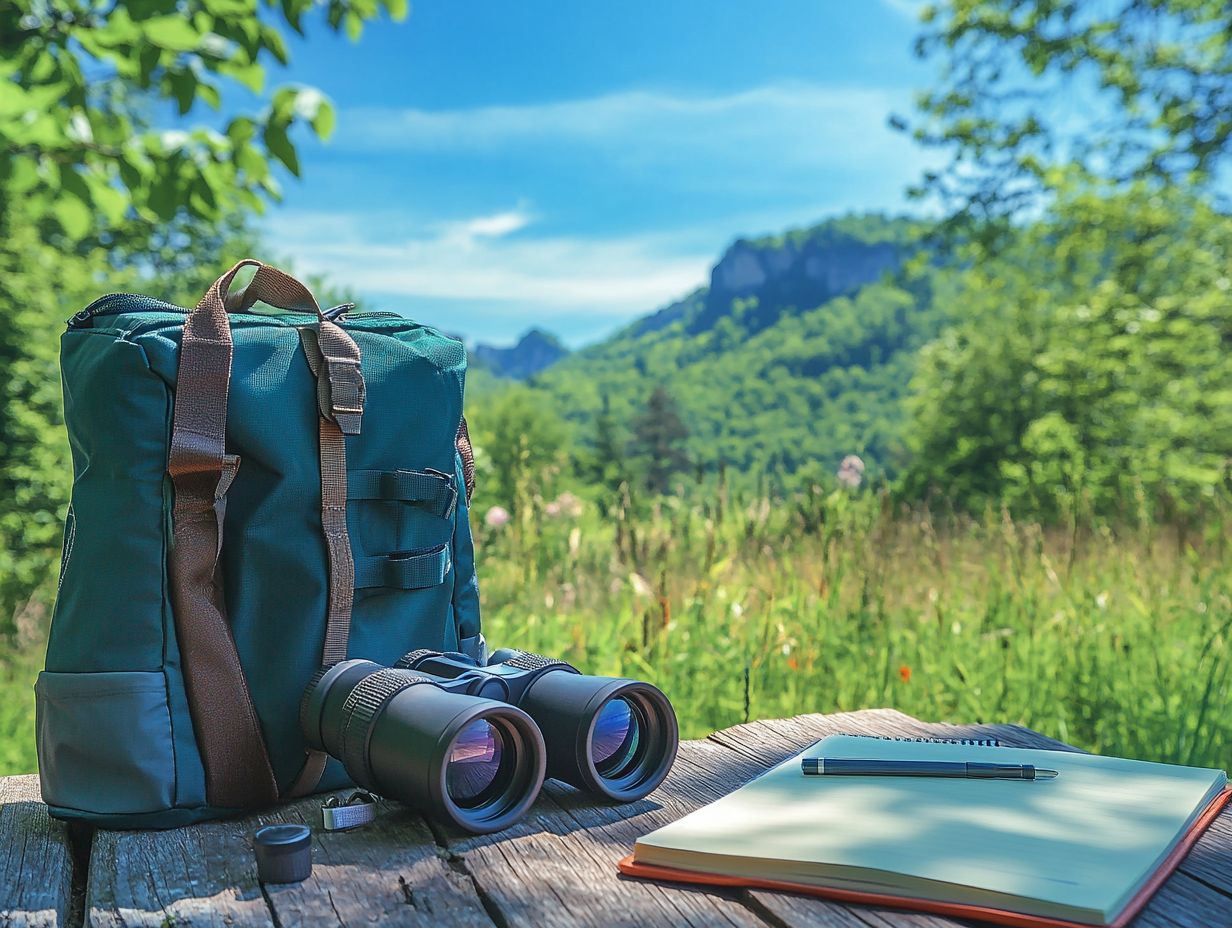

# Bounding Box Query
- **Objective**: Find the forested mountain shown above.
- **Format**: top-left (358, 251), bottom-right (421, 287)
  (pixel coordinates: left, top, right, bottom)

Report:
top-left (517, 214), bottom-right (944, 487)
top-left (472, 328), bottom-right (570, 380)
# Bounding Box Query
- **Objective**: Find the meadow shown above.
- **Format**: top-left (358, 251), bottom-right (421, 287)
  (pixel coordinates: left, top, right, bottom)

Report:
top-left (478, 485), bottom-right (1232, 769)
top-left (1, 485), bottom-right (1229, 776)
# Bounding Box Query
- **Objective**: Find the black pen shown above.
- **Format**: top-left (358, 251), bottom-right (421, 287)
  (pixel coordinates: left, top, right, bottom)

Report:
top-left (801, 758), bottom-right (1059, 780)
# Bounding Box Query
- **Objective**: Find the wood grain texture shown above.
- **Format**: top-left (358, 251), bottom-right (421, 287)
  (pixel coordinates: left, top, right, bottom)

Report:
top-left (3, 709), bottom-right (1229, 927)
top-left (0, 776), bottom-right (73, 928)
top-left (86, 790), bottom-right (493, 928)
top-left (434, 736), bottom-right (775, 928)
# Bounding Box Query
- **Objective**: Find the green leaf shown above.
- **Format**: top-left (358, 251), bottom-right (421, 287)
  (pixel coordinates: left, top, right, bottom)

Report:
top-left (226, 116), bottom-right (257, 145)
top-left (202, 0), bottom-right (254, 13)
top-left (6, 157), bottom-right (39, 194)
top-left (87, 177), bottom-right (130, 225)
top-left (235, 143), bottom-right (268, 179)
top-left (260, 24), bottom-right (291, 65)
top-left (311, 98), bottom-right (336, 141)
top-left (198, 82), bottom-right (222, 110)
top-left (270, 86), bottom-right (298, 122)
top-left (218, 59), bottom-right (265, 93)
top-left (262, 123), bottom-right (300, 177)
top-left (170, 71), bottom-right (197, 115)
top-left (382, 0), bottom-right (410, 21)
top-left (59, 167), bottom-right (93, 207)
top-left (142, 16), bottom-right (203, 52)
top-left (92, 8), bottom-right (141, 48)
top-left (54, 196), bottom-right (92, 239)
top-left (147, 166), bottom-right (182, 221)
top-left (288, 88), bottom-right (335, 140)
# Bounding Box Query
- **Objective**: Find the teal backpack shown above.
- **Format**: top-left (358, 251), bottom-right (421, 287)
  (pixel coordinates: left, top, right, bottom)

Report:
top-left (36, 260), bottom-right (482, 828)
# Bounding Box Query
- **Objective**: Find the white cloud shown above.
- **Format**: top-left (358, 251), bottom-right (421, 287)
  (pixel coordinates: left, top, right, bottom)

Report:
top-left (338, 83), bottom-right (924, 176)
top-left (272, 82), bottom-right (944, 340)
top-left (264, 207), bottom-right (712, 318)
top-left (877, 0), bottom-right (929, 22)
top-left (435, 208), bottom-right (535, 251)
top-left (448, 210), bottom-right (531, 240)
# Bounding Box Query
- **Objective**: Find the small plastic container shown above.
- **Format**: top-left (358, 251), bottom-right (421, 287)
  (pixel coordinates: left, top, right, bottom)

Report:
top-left (252, 824), bottom-right (313, 884)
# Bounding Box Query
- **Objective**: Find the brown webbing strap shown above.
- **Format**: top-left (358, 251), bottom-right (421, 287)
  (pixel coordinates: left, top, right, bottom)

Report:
top-left (169, 259), bottom-right (283, 809)
top-left (171, 259), bottom-right (365, 807)
top-left (287, 322), bottom-right (364, 799)
top-left (223, 262), bottom-right (320, 315)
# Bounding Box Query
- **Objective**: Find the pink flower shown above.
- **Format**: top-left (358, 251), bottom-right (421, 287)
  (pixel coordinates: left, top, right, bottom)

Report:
top-left (837, 454), bottom-right (865, 489)
top-left (484, 506), bottom-right (510, 529)
top-left (544, 492), bottom-right (583, 519)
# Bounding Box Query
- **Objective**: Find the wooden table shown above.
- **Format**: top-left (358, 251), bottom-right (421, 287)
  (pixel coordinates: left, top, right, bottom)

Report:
top-left (2, 709), bottom-right (1230, 927)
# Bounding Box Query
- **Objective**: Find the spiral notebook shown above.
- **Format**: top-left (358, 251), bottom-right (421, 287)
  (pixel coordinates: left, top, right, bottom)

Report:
top-left (620, 735), bottom-right (1230, 928)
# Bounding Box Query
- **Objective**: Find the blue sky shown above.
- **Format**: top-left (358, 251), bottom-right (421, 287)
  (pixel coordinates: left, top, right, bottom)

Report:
top-left (260, 0), bottom-right (938, 346)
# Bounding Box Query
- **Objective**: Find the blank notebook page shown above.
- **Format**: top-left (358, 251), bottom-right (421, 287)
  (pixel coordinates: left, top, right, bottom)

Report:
top-left (634, 735), bottom-right (1227, 924)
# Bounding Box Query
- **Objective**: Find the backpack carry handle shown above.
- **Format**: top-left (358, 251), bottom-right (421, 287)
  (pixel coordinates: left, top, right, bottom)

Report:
top-left (219, 260), bottom-right (323, 316)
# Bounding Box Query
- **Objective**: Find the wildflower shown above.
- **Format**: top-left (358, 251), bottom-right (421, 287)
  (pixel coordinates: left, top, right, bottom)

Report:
top-left (730, 602), bottom-right (744, 618)
top-left (899, 665), bottom-right (911, 683)
top-left (787, 657), bottom-right (799, 671)
top-left (484, 506), bottom-right (510, 529)
top-left (556, 492), bottom-right (584, 517)
top-left (629, 573), bottom-right (653, 598)
top-left (837, 454), bottom-right (865, 489)
top-left (544, 491), bottom-right (583, 519)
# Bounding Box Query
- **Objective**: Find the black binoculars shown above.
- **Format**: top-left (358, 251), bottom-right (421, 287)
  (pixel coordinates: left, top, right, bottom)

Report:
top-left (300, 648), bottom-right (679, 833)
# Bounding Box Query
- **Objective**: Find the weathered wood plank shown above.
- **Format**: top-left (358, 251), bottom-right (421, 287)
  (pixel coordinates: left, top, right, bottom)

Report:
top-left (5, 707), bottom-right (1224, 928)
top-left (0, 775), bottom-right (74, 928)
top-left (86, 791), bottom-right (494, 928)
top-left (87, 810), bottom-right (273, 928)
top-left (1175, 808), bottom-right (1232, 900)
top-left (746, 890), bottom-right (978, 928)
top-left (261, 794), bottom-right (494, 928)
top-left (1130, 871), bottom-right (1232, 928)
top-left (437, 736), bottom-right (777, 928)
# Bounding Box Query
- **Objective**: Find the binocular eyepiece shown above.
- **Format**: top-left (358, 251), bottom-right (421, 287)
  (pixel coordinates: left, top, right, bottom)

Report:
top-left (300, 649), bottom-right (678, 833)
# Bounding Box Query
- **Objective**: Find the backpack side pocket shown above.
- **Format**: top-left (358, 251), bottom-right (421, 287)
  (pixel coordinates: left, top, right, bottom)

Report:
top-left (36, 670), bottom-right (176, 816)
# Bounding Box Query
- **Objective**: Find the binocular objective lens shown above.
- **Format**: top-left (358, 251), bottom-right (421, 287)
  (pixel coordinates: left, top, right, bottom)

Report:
top-left (446, 718), bottom-right (507, 807)
top-left (592, 697), bottom-right (641, 776)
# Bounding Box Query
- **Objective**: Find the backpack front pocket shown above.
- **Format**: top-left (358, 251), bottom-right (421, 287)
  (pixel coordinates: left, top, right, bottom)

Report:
top-left (35, 670), bottom-right (176, 815)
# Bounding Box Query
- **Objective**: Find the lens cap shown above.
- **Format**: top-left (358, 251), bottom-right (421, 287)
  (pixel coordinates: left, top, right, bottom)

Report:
top-left (253, 824), bottom-right (313, 884)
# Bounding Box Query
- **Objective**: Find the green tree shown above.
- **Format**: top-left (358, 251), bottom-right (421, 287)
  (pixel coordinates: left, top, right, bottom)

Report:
top-left (0, 0), bottom-right (403, 633)
top-left (0, 209), bottom-right (117, 639)
top-left (1, 0), bottom-right (406, 232)
top-left (903, 1), bottom-right (1232, 223)
top-left (901, 187), bottom-right (1232, 519)
top-left (630, 386), bottom-right (690, 495)
top-left (577, 393), bottom-right (629, 506)
top-left (469, 385), bottom-right (568, 516)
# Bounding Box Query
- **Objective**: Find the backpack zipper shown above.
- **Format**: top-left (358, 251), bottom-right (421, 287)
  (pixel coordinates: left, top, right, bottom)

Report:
top-left (68, 293), bottom-right (402, 328)
top-left (69, 293), bottom-right (179, 326)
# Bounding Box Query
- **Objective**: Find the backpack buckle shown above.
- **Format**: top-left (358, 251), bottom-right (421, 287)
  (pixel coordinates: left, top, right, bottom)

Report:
top-left (324, 355), bottom-right (365, 435)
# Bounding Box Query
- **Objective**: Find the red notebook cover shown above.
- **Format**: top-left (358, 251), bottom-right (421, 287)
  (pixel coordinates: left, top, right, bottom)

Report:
top-left (618, 787), bottom-right (1231, 928)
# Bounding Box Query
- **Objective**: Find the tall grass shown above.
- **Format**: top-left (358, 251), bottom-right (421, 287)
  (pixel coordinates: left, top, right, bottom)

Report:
top-left (0, 486), bottom-right (1229, 775)
top-left (479, 485), bottom-right (1232, 769)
